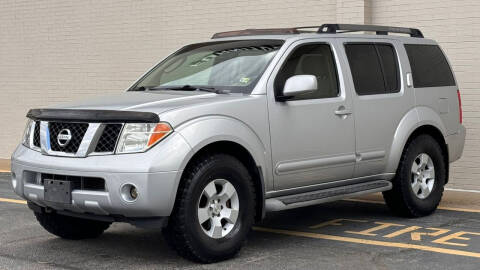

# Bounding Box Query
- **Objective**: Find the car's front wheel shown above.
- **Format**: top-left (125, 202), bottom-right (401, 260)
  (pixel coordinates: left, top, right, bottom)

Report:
top-left (164, 153), bottom-right (256, 263)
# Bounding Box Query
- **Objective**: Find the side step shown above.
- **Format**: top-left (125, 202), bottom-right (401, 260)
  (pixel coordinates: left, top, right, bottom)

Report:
top-left (265, 180), bottom-right (391, 212)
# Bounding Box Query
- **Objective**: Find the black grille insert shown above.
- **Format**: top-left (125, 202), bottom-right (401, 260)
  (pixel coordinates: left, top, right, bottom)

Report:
top-left (33, 121), bottom-right (41, 147)
top-left (41, 173), bottom-right (106, 191)
top-left (49, 122), bottom-right (89, 153)
top-left (95, 124), bottom-right (122, 153)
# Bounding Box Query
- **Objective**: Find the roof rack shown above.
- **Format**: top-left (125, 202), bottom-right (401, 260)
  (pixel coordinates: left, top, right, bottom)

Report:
top-left (211, 24), bottom-right (424, 39)
top-left (211, 28), bottom-right (302, 39)
top-left (318, 24), bottom-right (424, 38)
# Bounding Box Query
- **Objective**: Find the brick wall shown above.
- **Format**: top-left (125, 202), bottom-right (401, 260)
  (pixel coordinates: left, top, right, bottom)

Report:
top-left (336, 0), bottom-right (367, 24)
top-left (0, 0), bottom-right (479, 189)
top-left (370, 0), bottom-right (480, 190)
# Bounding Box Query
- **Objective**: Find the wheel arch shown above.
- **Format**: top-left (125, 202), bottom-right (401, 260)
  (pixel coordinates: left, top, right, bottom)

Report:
top-left (173, 117), bottom-right (270, 222)
top-left (387, 107), bottom-right (449, 182)
top-left (176, 140), bottom-right (266, 222)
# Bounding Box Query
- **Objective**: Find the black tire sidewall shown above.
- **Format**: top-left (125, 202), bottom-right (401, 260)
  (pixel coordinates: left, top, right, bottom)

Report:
top-left (399, 135), bottom-right (446, 214)
top-left (180, 154), bottom-right (255, 257)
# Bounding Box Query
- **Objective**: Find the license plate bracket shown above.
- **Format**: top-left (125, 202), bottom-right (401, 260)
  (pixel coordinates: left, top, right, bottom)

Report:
top-left (44, 179), bottom-right (72, 204)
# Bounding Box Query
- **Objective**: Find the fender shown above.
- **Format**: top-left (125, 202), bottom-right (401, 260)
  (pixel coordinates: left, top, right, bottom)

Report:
top-left (386, 106), bottom-right (447, 173)
top-left (174, 116), bottom-right (272, 191)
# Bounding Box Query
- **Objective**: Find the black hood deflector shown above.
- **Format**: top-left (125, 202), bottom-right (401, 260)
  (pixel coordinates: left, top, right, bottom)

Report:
top-left (27, 109), bottom-right (160, 123)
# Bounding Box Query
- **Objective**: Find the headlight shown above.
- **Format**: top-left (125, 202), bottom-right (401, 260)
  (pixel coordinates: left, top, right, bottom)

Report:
top-left (116, 122), bottom-right (173, 154)
top-left (22, 119), bottom-right (34, 148)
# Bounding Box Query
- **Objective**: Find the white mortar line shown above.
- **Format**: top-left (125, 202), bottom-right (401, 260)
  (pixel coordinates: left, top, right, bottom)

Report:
top-left (445, 188), bottom-right (480, 193)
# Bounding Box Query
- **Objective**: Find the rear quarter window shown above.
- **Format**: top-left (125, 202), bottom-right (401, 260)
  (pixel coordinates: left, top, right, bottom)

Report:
top-left (404, 44), bottom-right (455, 88)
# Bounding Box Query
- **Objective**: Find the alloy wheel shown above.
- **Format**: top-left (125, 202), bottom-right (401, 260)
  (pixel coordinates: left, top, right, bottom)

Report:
top-left (197, 179), bottom-right (239, 239)
top-left (410, 153), bottom-right (436, 199)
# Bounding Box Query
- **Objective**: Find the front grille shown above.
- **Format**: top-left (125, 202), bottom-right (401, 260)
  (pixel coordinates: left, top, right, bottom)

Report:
top-left (33, 121), bottom-right (40, 147)
top-left (41, 173), bottom-right (106, 191)
top-left (29, 121), bottom-right (123, 156)
top-left (94, 124), bottom-right (122, 153)
top-left (49, 122), bottom-right (89, 153)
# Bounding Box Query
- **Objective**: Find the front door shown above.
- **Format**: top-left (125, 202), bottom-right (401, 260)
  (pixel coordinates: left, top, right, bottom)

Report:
top-left (267, 40), bottom-right (356, 190)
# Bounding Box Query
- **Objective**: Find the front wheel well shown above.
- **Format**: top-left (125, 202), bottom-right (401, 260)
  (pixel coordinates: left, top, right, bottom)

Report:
top-left (179, 141), bottom-right (265, 222)
top-left (403, 125), bottom-right (449, 183)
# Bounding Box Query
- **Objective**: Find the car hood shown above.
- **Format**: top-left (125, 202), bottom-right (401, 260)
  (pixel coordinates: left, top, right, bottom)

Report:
top-left (52, 91), bottom-right (241, 115)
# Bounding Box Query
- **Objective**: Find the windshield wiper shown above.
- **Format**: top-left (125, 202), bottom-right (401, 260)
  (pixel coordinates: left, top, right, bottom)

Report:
top-left (149, 85), bottom-right (230, 94)
top-left (131, 86), bottom-right (152, 91)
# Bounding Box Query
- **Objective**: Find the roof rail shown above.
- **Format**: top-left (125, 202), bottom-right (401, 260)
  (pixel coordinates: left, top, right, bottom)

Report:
top-left (212, 28), bottom-right (300, 39)
top-left (318, 24), bottom-right (424, 38)
top-left (211, 24), bottom-right (424, 39)
top-left (211, 26), bottom-right (326, 39)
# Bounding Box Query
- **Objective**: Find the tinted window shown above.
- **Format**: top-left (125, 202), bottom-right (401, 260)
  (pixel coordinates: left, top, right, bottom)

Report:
top-left (275, 44), bottom-right (339, 100)
top-left (405, 44), bottom-right (455, 87)
top-left (345, 44), bottom-right (385, 95)
top-left (345, 43), bottom-right (400, 95)
top-left (377, 45), bottom-right (399, 93)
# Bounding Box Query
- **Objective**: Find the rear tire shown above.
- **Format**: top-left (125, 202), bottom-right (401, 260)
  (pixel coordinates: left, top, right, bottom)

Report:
top-left (35, 211), bottom-right (111, 240)
top-left (383, 134), bottom-right (446, 217)
top-left (164, 153), bottom-right (256, 263)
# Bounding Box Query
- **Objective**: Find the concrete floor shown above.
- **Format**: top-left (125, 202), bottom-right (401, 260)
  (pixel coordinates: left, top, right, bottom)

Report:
top-left (0, 173), bottom-right (479, 269)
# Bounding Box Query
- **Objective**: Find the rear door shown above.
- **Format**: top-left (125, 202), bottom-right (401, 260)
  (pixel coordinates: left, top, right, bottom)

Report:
top-left (339, 39), bottom-right (414, 177)
top-left (267, 39), bottom-right (356, 190)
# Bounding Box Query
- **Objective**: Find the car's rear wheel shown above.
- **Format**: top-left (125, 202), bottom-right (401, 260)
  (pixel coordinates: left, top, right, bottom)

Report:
top-left (164, 153), bottom-right (256, 263)
top-left (383, 134), bottom-right (446, 217)
top-left (35, 211), bottom-right (111, 239)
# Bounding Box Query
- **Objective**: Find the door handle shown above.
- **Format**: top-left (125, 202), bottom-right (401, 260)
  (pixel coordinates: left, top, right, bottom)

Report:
top-left (334, 106), bottom-right (352, 116)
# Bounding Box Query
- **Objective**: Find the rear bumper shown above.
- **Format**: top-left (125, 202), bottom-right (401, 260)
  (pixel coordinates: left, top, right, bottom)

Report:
top-left (446, 125), bottom-right (466, 163)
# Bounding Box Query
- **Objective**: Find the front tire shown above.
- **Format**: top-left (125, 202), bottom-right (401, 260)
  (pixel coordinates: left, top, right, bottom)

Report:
top-left (164, 153), bottom-right (256, 263)
top-left (383, 134), bottom-right (447, 217)
top-left (35, 211), bottom-right (111, 240)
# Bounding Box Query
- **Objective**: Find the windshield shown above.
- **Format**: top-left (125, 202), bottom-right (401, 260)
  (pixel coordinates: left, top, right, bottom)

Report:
top-left (130, 39), bottom-right (284, 94)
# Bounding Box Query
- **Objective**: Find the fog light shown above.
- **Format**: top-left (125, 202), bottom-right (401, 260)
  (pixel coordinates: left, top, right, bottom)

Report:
top-left (120, 183), bottom-right (138, 202)
top-left (130, 186), bottom-right (138, 200)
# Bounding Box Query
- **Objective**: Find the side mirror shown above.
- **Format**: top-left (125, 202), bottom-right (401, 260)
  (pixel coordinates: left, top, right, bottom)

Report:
top-left (277, 75), bottom-right (318, 101)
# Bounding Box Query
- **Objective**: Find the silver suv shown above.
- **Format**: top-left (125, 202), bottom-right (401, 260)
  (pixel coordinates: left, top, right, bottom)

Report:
top-left (11, 24), bottom-right (466, 262)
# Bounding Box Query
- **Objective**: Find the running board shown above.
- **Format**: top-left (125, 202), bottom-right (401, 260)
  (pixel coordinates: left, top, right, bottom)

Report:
top-left (265, 180), bottom-right (391, 212)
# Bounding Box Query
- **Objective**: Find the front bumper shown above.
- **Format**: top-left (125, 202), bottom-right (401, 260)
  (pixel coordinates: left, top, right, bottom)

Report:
top-left (10, 133), bottom-right (191, 218)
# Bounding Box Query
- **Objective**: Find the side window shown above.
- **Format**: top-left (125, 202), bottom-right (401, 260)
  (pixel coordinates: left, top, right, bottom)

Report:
top-left (377, 45), bottom-right (399, 93)
top-left (274, 43), bottom-right (339, 100)
top-left (404, 44), bottom-right (455, 88)
top-left (345, 43), bottom-right (400, 95)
